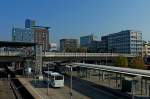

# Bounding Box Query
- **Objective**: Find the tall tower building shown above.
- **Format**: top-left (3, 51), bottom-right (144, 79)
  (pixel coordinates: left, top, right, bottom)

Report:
top-left (33, 26), bottom-right (50, 51)
top-left (25, 19), bottom-right (36, 28)
top-left (12, 19), bottom-right (50, 52)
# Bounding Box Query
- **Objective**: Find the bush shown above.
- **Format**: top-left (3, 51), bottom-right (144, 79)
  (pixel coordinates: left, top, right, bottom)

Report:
top-left (115, 55), bottom-right (128, 67)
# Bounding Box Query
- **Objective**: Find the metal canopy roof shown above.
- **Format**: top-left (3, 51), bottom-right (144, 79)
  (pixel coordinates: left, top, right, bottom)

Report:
top-left (0, 41), bottom-right (36, 47)
top-left (72, 63), bottom-right (150, 77)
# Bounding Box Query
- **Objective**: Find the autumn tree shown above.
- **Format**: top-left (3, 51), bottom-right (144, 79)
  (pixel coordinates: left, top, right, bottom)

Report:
top-left (130, 56), bottom-right (145, 69)
top-left (115, 55), bottom-right (128, 67)
top-left (77, 47), bottom-right (87, 53)
top-left (65, 48), bottom-right (77, 52)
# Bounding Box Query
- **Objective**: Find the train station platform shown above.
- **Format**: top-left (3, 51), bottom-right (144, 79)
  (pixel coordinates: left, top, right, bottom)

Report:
top-left (18, 78), bottom-right (47, 99)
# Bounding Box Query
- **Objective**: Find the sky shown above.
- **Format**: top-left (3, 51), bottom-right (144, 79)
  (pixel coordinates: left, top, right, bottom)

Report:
top-left (0, 0), bottom-right (150, 43)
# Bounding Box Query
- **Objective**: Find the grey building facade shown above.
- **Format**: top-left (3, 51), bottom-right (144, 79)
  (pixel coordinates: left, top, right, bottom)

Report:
top-left (104, 30), bottom-right (143, 55)
top-left (80, 34), bottom-right (100, 52)
top-left (80, 34), bottom-right (96, 48)
top-left (60, 39), bottom-right (78, 52)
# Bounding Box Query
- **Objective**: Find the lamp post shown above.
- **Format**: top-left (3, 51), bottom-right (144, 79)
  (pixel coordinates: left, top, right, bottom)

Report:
top-left (70, 66), bottom-right (72, 99)
top-left (66, 65), bottom-right (73, 99)
top-left (47, 65), bottom-right (49, 96)
top-left (132, 80), bottom-right (134, 99)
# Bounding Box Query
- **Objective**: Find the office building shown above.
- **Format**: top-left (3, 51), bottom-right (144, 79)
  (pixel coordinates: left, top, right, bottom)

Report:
top-left (12, 19), bottom-right (50, 52)
top-left (89, 40), bottom-right (101, 52)
top-left (104, 30), bottom-right (143, 55)
top-left (143, 41), bottom-right (150, 56)
top-left (100, 36), bottom-right (109, 53)
top-left (12, 28), bottom-right (34, 42)
top-left (60, 39), bottom-right (78, 52)
top-left (25, 19), bottom-right (36, 28)
top-left (33, 26), bottom-right (50, 51)
top-left (80, 34), bottom-right (97, 48)
top-left (80, 34), bottom-right (100, 52)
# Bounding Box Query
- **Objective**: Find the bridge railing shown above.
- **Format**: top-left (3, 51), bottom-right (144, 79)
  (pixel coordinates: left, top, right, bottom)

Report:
top-left (43, 52), bottom-right (135, 57)
top-left (0, 51), bottom-right (24, 56)
top-left (0, 51), bottom-right (136, 57)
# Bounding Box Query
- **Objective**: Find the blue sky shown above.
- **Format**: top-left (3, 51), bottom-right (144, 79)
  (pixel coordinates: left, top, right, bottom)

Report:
top-left (0, 0), bottom-right (150, 43)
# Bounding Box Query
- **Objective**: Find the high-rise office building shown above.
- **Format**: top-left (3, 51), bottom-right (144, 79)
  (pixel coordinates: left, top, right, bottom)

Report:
top-left (89, 40), bottom-right (101, 52)
top-left (12, 19), bottom-right (50, 52)
top-left (33, 26), bottom-right (50, 51)
top-left (80, 34), bottom-right (97, 48)
top-left (25, 19), bottom-right (36, 28)
top-left (101, 30), bottom-right (143, 55)
top-left (12, 28), bottom-right (34, 42)
top-left (60, 39), bottom-right (78, 52)
top-left (100, 36), bottom-right (109, 53)
top-left (80, 34), bottom-right (100, 52)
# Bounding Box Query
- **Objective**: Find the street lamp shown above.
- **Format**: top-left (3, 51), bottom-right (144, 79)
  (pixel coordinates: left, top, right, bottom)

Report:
top-left (47, 65), bottom-right (49, 96)
top-left (66, 65), bottom-right (73, 99)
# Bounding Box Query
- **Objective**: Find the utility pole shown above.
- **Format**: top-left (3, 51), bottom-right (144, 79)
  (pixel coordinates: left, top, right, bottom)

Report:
top-left (70, 66), bottom-right (72, 99)
top-left (47, 65), bottom-right (49, 96)
top-left (66, 65), bottom-right (73, 99)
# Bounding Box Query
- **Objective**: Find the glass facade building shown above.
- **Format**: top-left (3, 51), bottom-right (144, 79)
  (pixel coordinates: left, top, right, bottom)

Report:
top-left (80, 34), bottom-right (97, 48)
top-left (12, 28), bottom-right (34, 42)
top-left (106, 30), bottom-right (143, 55)
top-left (12, 19), bottom-right (50, 52)
top-left (80, 34), bottom-right (103, 52)
top-left (25, 19), bottom-right (36, 28)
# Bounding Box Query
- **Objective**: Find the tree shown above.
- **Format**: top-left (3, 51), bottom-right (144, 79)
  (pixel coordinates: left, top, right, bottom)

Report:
top-left (65, 48), bottom-right (77, 52)
top-left (77, 47), bottom-right (87, 53)
top-left (130, 56), bottom-right (145, 69)
top-left (115, 55), bottom-right (128, 67)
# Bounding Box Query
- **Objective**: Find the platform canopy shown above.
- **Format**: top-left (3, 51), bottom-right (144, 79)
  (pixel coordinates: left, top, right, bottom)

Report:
top-left (0, 41), bottom-right (36, 47)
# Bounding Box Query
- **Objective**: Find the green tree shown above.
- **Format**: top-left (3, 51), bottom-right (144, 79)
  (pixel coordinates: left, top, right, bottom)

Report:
top-left (130, 56), bottom-right (145, 69)
top-left (115, 55), bottom-right (128, 67)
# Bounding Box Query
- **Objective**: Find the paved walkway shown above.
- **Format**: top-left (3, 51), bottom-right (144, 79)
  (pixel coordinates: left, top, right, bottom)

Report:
top-left (18, 77), bottom-right (90, 99)
top-left (0, 79), bottom-right (16, 99)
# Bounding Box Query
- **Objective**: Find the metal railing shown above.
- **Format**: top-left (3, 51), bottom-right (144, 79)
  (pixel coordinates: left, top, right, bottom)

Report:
top-left (43, 52), bottom-right (135, 57)
top-left (0, 51), bottom-right (136, 58)
top-left (0, 51), bottom-right (23, 56)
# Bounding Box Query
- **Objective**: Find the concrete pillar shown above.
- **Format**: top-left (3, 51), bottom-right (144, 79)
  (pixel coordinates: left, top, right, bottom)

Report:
top-left (119, 74), bottom-right (122, 89)
top-left (86, 68), bottom-right (88, 79)
top-left (116, 73), bottom-right (118, 88)
top-left (132, 80), bottom-right (135, 99)
top-left (102, 71), bottom-right (105, 86)
top-left (145, 79), bottom-right (148, 96)
top-left (108, 73), bottom-right (111, 87)
top-left (89, 69), bottom-right (91, 79)
top-left (79, 67), bottom-right (81, 77)
top-left (141, 78), bottom-right (143, 95)
top-left (98, 70), bottom-right (100, 80)
top-left (102, 71), bottom-right (105, 80)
